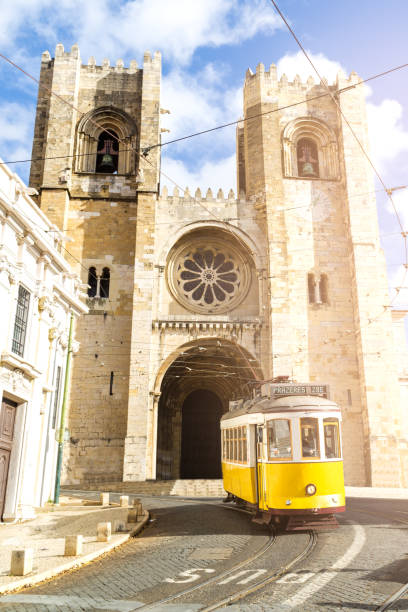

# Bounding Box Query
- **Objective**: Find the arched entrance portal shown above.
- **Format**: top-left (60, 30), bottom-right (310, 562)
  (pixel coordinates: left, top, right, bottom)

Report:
top-left (155, 339), bottom-right (261, 480)
top-left (180, 389), bottom-right (224, 479)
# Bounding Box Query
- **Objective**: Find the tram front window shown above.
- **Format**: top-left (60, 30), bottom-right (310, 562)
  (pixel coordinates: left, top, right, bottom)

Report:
top-left (301, 417), bottom-right (320, 458)
top-left (324, 418), bottom-right (341, 458)
top-left (267, 419), bottom-right (292, 459)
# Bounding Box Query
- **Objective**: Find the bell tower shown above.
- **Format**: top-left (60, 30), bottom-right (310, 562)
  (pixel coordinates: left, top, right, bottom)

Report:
top-left (237, 63), bottom-right (405, 487)
top-left (30, 44), bottom-right (161, 484)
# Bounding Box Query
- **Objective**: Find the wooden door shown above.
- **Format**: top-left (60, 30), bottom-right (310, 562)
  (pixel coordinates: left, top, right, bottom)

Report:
top-left (0, 398), bottom-right (17, 519)
top-left (180, 390), bottom-right (225, 479)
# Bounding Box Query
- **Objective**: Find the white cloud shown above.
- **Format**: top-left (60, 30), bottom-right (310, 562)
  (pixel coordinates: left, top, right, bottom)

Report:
top-left (161, 154), bottom-right (236, 195)
top-left (276, 50), bottom-right (346, 84)
top-left (161, 67), bottom-right (242, 152)
top-left (0, 0), bottom-right (280, 66)
top-left (367, 99), bottom-right (408, 170)
top-left (0, 103), bottom-right (33, 182)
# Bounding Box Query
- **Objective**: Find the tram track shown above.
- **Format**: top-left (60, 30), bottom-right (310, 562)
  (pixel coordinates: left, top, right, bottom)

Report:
top-left (199, 529), bottom-right (317, 611)
top-left (64, 491), bottom-right (318, 611)
top-left (133, 505), bottom-right (317, 611)
top-left (133, 504), bottom-right (276, 610)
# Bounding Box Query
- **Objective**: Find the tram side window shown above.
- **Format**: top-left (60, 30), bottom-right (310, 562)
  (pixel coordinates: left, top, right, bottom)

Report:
top-left (223, 427), bottom-right (248, 464)
top-left (324, 418), bottom-right (341, 458)
top-left (241, 427), bottom-right (247, 462)
top-left (267, 419), bottom-right (292, 460)
top-left (300, 418), bottom-right (320, 458)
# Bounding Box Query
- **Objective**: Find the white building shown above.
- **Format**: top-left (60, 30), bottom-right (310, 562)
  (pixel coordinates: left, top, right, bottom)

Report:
top-left (0, 160), bottom-right (87, 521)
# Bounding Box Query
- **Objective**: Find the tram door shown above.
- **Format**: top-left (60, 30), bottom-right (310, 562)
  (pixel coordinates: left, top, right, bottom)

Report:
top-left (256, 425), bottom-right (267, 510)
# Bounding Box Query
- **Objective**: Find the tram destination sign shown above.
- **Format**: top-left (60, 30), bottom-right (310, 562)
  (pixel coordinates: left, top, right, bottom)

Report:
top-left (261, 383), bottom-right (329, 398)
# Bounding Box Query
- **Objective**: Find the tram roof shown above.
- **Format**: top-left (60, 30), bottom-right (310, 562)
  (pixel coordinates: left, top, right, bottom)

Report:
top-left (222, 394), bottom-right (339, 421)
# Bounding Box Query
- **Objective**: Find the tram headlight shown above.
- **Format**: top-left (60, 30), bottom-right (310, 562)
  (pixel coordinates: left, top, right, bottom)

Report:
top-left (305, 483), bottom-right (316, 496)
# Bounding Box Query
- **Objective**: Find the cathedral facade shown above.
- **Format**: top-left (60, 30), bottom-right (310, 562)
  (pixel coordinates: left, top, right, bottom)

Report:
top-left (29, 44), bottom-right (408, 488)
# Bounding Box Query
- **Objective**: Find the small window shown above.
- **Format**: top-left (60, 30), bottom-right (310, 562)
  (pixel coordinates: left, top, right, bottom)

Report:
top-left (297, 138), bottom-right (319, 178)
top-left (87, 267), bottom-right (97, 297)
top-left (267, 419), bottom-right (292, 460)
top-left (308, 273), bottom-right (315, 304)
top-left (320, 274), bottom-right (328, 304)
top-left (301, 417), bottom-right (320, 459)
top-left (324, 418), bottom-right (341, 458)
top-left (12, 285), bottom-right (30, 357)
top-left (100, 267), bottom-right (110, 298)
top-left (96, 131), bottom-right (119, 173)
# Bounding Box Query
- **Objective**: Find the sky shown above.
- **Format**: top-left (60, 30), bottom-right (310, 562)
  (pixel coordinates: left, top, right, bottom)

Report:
top-left (0, 0), bottom-right (407, 309)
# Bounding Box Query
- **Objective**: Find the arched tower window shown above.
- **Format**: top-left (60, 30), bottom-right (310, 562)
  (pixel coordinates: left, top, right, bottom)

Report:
top-left (87, 267), bottom-right (97, 297)
top-left (282, 117), bottom-right (339, 180)
top-left (297, 138), bottom-right (319, 178)
top-left (75, 107), bottom-right (138, 175)
top-left (100, 267), bottom-right (110, 298)
top-left (96, 132), bottom-right (119, 173)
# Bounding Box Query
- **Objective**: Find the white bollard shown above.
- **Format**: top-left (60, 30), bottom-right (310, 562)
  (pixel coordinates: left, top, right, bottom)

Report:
top-left (100, 492), bottom-right (109, 506)
top-left (64, 535), bottom-right (83, 556)
top-left (113, 519), bottom-right (127, 532)
top-left (119, 495), bottom-right (129, 507)
top-left (127, 509), bottom-right (138, 523)
top-left (10, 549), bottom-right (33, 576)
top-left (97, 521), bottom-right (112, 542)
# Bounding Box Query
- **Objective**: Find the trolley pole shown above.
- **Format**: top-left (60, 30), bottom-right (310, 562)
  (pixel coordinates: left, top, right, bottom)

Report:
top-left (54, 312), bottom-right (74, 505)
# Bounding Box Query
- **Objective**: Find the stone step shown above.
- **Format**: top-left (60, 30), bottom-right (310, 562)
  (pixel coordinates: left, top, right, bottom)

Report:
top-left (64, 479), bottom-right (225, 498)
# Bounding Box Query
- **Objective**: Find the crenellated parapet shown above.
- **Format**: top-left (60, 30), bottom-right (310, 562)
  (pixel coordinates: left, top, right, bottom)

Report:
top-left (41, 43), bottom-right (160, 74)
top-left (244, 61), bottom-right (362, 92)
top-left (159, 186), bottom-right (239, 206)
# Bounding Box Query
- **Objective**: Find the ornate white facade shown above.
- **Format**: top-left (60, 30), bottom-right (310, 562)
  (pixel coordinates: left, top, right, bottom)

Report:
top-left (0, 160), bottom-right (87, 521)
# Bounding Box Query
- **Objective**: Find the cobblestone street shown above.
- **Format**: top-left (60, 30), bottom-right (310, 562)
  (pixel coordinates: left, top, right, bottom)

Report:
top-left (1, 494), bottom-right (408, 611)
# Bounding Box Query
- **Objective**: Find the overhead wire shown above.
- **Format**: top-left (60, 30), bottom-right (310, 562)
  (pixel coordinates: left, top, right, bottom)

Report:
top-left (0, 52), bottom-right (407, 165)
top-left (268, 0), bottom-right (408, 325)
top-left (1, 45), bottom-right (407, 381)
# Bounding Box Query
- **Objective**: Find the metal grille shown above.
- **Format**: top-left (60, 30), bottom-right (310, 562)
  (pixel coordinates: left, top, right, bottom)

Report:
top-left (11, 285), bottom-right (30, 357)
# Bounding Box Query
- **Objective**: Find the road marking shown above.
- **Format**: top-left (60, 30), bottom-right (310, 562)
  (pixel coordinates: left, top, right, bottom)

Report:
top-left (218, 569), bottom-right (267, 585)
top-left (281, 522), bottom-right (366, 608)
top-left (0, 595), bottom-right (145, 611)
top-left (277, 570), bottom-right (315, 584)
top-left (164, 568), bottom-right (216, 583)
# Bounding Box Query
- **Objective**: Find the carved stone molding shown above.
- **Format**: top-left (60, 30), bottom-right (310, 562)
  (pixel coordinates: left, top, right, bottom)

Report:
top-left (152, 318), bottom-right (263, 333)
top-left (0, 352), bottom-right (41, 392)
top-left (0, 367), bottom-right (31, 393)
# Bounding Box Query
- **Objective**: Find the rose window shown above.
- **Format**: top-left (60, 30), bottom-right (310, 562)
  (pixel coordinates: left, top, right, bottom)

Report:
top-left (167, 237), bottom-right (251, 314)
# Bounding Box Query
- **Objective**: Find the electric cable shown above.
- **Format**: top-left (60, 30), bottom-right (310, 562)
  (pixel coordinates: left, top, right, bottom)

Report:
top-left (1, 47), bottom-right (407, 381)
top-left (0, 52), bottom-right (407, 165)
top-left (268, 0), bottom-right (408, 316)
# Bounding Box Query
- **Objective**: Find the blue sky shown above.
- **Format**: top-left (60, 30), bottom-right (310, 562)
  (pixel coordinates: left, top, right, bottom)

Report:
top-left (0, 0), bottom-right (407, 307)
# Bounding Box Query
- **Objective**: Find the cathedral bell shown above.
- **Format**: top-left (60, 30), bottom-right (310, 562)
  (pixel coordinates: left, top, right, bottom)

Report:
top-left (99, 153), bottom-right (115, 173)
top-left (96, 135), bottom-right (118, 173)
top-left (300, 161), bottom-right (317, 177)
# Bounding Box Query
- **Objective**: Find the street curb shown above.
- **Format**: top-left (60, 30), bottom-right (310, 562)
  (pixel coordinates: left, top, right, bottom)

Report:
top-left (0, 510), bottom-right (149, 595)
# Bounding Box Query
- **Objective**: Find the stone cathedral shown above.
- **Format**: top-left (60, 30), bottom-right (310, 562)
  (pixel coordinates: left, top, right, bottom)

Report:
top-left (29, 44), bottom-right (408, 489)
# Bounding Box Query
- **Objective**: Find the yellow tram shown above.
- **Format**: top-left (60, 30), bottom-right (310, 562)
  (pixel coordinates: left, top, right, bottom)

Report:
top-left (221, 382), bottom-right (345, 530)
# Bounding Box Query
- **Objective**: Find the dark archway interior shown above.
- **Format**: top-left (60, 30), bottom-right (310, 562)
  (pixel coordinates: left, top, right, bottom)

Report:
top-left (156, 339), bottom-right (262, 480)
top-left (180, 389), bottom-right (224, 479)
